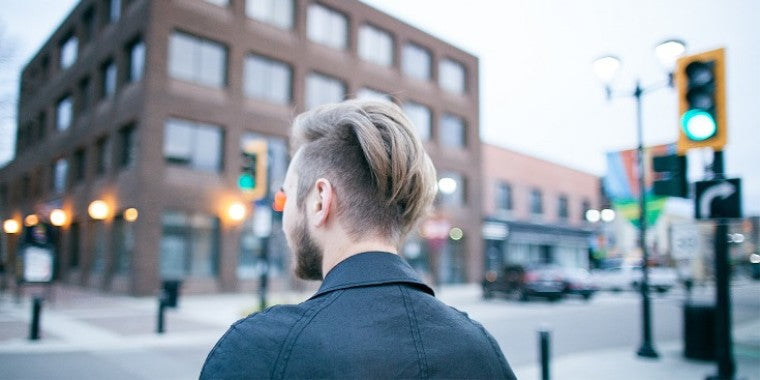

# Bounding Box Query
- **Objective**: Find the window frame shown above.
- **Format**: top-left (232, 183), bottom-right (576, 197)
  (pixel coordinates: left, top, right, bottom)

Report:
top-left (168, 31), bottom-right (228, 89)
top-left (530, 188), bottom-right (544, 215)
top-left (402, 101), bottom-right (432, 142)
top-left (402, 42), bottom-right (432, 81)
top-left (439, 58), bottom-right (467, 94)
top-left (163, 118), bottom-right (224, 173)
top-left (243, 53), bottom-right (292, 104)
top-left (59, 32), bottom-right (78, 70)
top-left (306, 3), bottom-right (348, 50)
top-left (358, 23), bottom-right (393, 67)
top-left (56, 95), bottom-right (73, 131)
top-left (304, 72), bottom-right (346, 110)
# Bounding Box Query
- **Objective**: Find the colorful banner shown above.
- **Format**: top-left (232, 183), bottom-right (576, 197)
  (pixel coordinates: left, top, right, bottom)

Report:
top-left (604, 144), bottom-right (676, 227)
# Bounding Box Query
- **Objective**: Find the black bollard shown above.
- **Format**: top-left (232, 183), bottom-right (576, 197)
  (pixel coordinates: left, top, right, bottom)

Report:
top-left (29, 296), bottom-right (43, 340)
top-left (157, 298), bottom-right (166, 334)
top-left (539, 329), bottom-right (551, 380)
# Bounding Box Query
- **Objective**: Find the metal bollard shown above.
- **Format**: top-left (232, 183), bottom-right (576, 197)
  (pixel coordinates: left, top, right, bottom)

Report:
top-left (29, 296), bottom-right (43, 340)
top-left (157, 297), bottom-right (166, 334)
top-left (539, 329), bottom-right (551, 380)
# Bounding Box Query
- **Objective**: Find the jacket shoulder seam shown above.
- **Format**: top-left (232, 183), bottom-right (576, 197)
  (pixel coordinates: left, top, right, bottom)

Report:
top-left (400, 285), bottom-right (428, 379)
top-left (271, 290), bottom-right (344, 379)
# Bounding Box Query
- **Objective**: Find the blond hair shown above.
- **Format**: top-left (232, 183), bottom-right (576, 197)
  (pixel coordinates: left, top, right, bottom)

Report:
top-left (291, 100), bottom-right (437, 245)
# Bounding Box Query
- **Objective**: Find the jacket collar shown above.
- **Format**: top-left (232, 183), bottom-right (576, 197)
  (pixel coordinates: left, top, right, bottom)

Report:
top-left (310, 252), bottom-right (435, 299)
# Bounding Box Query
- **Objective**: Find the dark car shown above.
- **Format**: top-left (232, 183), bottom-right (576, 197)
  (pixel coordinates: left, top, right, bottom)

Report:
top-left (483, 265), bottom-right (565, 301)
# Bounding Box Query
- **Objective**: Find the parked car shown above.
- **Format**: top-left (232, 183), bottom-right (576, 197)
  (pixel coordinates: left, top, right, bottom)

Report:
top-left (556, 267), bottom-right (598, 300)
top-left (591, 262), bottom-right (677, 293)
top-left (482, 265), bottom-right (565, 301)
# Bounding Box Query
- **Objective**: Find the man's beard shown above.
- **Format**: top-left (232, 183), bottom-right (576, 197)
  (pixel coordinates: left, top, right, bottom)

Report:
top-left (292, 219), bottom-right (324, 280)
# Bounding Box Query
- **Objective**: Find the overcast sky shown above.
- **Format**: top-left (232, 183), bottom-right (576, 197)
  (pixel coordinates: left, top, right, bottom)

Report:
top-left (1, 0), bottom-right (758, 213)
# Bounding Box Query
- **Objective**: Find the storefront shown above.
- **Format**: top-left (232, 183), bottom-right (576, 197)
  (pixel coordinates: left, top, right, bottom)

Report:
top-left (483, 218), bottom-right (593, 273)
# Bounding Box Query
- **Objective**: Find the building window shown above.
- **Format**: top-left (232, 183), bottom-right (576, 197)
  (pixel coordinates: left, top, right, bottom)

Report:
top-left (56, 95), bottom-right (72, 131)
top-left (127, 38), bottom-right (145, 83)
top-left (402, 43), bottom-right (431, 80)
top-left (101, 59), bottom-right (117, 99)
top-left (52, 158), bottom-right (68, 193)
top-left (41, 55), bottom-right (50, 82)
top-left (113, 215), bottom-right (134, 274)
top-left (440, 113), bottom-right (466, 148)
top-left (305, 72), bottom-right (345, 110)
top-left (163, 118), bottom-right (223, 172)
top-left (307, 3), bottom-right (347, 50)
top-left (82, 7), bottom-right (95, 45)
top-left (581, 199), bottom-right (591, 221)
top-left (356, 87), bottom-right (391, 102)
top-left (402, 101), bottom-right (431, 141)
top-left (558, 195), bottom-right (569, 220)
top-left (160, 211), bottom-right (220, 279)
top-left (91, 220), bottom-right (107, 274)
top-left (68, 221), bottom-right (80, 269)
top-left (244, 54), bottom-right (292, 104)
top-left (530, 188), bottom-right (543, 215)
top-left (168, 31), bottom-right (227, 88)
top-left (59, 33), bottom-right (78, 70)
top-left (246, 0), bottom-right (293, 29)
top-left (439, 58), bottom-right (466, 94)
top-left (496, 181), bottom-right (513, 211)
top-left (108, 0), bottom-right (121, 24)
top-left (358, 24), bottom-right (393, 67)
top-left (78, 77), bottom-right (91, 114)
top-left (73, 148), bottom-right (86, 183)
top-left (119, 124), bottom-right (137, 168)
top-left (439, 171), bottom-right (466, 206)
top-left (95, 136), bottom-right (111, 175)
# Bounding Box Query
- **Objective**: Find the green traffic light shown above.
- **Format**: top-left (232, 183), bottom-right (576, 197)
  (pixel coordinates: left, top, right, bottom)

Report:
top-left (238, 173), bottom-right (256, 190)
top-left (680, 109), bottom-right (716, 141)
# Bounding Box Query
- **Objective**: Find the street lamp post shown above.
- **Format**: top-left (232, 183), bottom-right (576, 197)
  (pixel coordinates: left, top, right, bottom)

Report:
top-left (593, 39), bottom-right (686, 359)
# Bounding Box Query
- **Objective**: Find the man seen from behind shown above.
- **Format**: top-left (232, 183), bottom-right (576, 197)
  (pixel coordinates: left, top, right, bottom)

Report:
top-left (200, 100), bottom-right (516, 379)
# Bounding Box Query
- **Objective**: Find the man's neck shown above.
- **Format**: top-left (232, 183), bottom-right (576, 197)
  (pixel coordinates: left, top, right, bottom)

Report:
top-left (321, 238), bottom-right (398, 278)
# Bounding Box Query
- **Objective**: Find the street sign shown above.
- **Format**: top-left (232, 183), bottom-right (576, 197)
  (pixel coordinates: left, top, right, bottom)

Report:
top-left (695, 178), bottom-right (742, 219)
top-left (21, 246), bottom-right (54, 283)
top-left (671, 223), bottom-right (701, 260)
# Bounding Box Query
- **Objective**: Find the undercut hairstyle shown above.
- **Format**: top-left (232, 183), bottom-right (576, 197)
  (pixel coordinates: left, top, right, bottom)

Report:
top-left (290, 100), bottom-right (437, 246)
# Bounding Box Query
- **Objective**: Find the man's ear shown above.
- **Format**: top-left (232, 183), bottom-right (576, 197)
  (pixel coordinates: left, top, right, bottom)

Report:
top-left (312, 178), bottom-right (333, 227)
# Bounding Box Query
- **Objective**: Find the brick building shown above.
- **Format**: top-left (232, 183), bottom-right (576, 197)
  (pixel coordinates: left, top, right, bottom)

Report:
top-left (480, 143), bottom-right (601, 271)
top-left (0, 0), bottom-right (482, 295)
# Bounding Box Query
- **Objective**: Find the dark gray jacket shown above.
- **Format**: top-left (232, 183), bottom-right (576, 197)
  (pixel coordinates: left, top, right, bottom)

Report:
top-left (200, 252), bottom-right (516, 379)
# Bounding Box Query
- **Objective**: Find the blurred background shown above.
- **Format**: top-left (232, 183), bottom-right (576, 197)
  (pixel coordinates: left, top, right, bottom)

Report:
top-left (0, 1), bottom-right (758, 379)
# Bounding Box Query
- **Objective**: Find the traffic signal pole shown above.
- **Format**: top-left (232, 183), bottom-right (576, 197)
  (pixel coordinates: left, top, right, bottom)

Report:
top-left (634, 81), bottom-right (658, 359)
top-left (709, 151), bottom-right (735, 380)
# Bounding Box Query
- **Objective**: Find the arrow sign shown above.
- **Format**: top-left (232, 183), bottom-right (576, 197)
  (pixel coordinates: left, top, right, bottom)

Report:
top-left (699, 181), bottom-right (735, 217)
top-left (695, 178), bottom-right (742, 219)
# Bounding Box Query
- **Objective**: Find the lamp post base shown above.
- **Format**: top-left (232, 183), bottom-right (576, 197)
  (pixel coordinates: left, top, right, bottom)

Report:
top-left (637, 344), bottom-right (660, 359)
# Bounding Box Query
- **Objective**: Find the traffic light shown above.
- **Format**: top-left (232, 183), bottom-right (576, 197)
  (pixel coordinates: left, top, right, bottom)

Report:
top-left (238, 140), bottom-right (268, 200)
top-left (652, 153), bottom-right (688, 198)
top-left (675, 48), bottom-right (726, 154)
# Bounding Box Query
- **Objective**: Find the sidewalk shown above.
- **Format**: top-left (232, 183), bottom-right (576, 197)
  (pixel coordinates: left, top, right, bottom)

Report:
top-left (0, 284), bottom-right (310, 353)
top-left (1, 283), bottom-right (758, 379)
top-left (511, 319), bottom-right (760, 379)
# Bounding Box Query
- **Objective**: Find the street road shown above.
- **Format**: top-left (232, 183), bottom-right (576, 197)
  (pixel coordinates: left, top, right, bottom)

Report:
top-left (459, 281), bottom-right (760, 368)
top-left (0, 281), bottom-right (757, 379)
